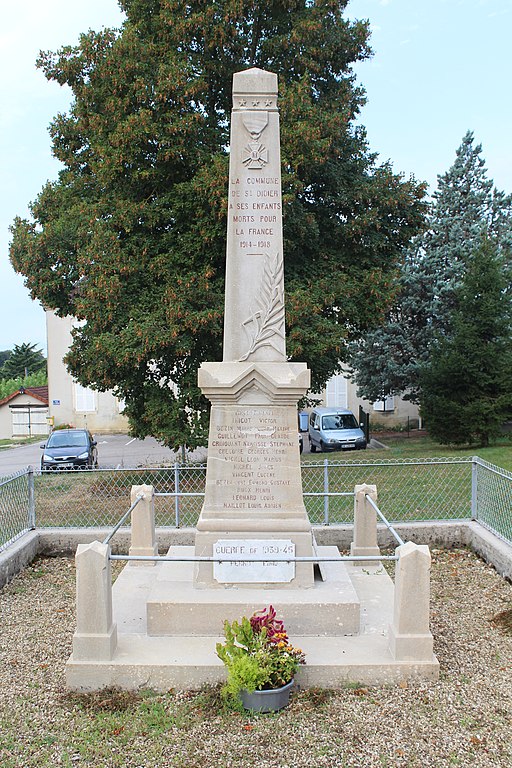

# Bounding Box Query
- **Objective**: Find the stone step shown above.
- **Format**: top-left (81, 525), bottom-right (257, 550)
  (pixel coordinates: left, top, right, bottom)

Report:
top-left (144, 546), bottom-right (361, 636)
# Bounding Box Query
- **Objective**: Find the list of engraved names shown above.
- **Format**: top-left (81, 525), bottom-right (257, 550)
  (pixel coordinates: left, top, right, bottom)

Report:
top-left (210, 407), bottom-right (296, 510)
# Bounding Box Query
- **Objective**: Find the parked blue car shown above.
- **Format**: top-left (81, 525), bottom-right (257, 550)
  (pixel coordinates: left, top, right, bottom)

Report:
top-left (41, 429), bottom-right (98, 470)
top-left (308, 408), bottom-right (367, 452)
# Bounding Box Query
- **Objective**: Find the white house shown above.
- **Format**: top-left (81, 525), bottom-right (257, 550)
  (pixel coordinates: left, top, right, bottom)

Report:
top-left (319, 372), bottom-right (420, 429)
top-left (46, 311), bottom-right (129, 433)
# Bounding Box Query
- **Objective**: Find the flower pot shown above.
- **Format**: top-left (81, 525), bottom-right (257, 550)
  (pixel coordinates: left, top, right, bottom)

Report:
top-left (239, 679), bottom-right (294, 713)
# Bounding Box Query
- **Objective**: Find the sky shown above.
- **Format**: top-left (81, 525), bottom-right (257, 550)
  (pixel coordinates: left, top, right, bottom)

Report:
top-left (1, 0), bottom-right (511, 356)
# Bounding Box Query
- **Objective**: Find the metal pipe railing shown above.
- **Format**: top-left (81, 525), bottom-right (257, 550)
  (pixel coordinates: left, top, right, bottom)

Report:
top-left (103, 493), bottom-right (144, 545)
top-left (154, 491), bottom-right (354, 498)
top-left (110, 553), bottom-right (397, 563)
top-left (365, 493), bottom-right (405, 547)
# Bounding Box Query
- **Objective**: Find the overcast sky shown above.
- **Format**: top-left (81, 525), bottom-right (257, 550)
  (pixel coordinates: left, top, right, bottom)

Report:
top-left (1, 0), bottom-right (510, 355)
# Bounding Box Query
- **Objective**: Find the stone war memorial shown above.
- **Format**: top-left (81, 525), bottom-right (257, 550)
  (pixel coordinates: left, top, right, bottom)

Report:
top-left (66, 68), bottom-right (439, 691)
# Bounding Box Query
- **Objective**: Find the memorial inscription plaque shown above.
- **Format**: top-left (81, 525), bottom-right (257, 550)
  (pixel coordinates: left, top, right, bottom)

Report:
top-left (213, 540), bottom-right (295, 583)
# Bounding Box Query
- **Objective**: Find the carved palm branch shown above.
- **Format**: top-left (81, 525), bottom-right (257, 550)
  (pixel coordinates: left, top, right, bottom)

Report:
top-left (240, 253), bottom-right (285, 361)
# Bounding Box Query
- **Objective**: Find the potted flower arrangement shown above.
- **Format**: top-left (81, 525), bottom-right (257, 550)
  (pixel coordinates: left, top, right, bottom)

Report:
top-left (216, 605), bottom-right (306, 712)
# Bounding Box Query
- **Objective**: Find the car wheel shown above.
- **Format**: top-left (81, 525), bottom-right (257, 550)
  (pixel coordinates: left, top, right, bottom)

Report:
top-left (310, 442), bottom-right (316, 453)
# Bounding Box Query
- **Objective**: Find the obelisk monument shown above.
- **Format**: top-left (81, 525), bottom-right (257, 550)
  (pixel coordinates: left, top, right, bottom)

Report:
top-left (195, 68), bottom-right (314, 588)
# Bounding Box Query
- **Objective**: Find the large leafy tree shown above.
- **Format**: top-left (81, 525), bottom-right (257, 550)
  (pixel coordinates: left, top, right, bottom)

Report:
top-left (350, 132), bottom-right (512, 404)
top-left (421, 238), bottom-right (512, 446)
top-left (10, 0), bottom-right (426, 449)
top-left (1, 343), bottom-right (46, 380)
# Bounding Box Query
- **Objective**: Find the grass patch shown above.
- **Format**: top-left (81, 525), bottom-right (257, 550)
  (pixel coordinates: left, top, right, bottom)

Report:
top-left (0, 436), bottom-right (42, 450)
top-left (301, 433), bottom-right (512, 470)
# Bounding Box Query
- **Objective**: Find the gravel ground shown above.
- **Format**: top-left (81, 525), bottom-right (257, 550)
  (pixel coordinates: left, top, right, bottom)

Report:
top-left (0, 548), bottom-right (511, 768)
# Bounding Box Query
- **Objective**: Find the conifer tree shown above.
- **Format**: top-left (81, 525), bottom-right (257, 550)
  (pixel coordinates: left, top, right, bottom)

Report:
top-left (1, 343), bottom-right (46, 380)
top-left (421, 238), bottom-right (512, 445)
top-left (350, 132), bottom-right (512, 405)
top-left (9, 0), bottom-right (426, 448)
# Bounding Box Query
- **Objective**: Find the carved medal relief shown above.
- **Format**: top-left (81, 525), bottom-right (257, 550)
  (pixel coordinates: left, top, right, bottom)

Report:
top-left (241, 110), bottom-right (269, 169)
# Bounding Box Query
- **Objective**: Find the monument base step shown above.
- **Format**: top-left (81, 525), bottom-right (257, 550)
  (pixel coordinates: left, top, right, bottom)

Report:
top-left (66, 633), bottom-right (439, 692)
top-left (145, 545), bottom-right (360, 636)
top-left (66, 552), bottom-right (439, 690)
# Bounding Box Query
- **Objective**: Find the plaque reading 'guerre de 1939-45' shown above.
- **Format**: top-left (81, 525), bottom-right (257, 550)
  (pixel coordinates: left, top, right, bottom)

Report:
top-left (194, 68), bottom-right (314, 589)
top-left (213, 539), bottom-right (295, 583)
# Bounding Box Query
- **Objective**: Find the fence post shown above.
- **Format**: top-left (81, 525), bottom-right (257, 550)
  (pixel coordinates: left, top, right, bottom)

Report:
top-left (27, 466), bottom-right (35, 530)
top-left (323, 458), bottom-right (329, 525)
top-left (350, 484), bottom-right (380, 565)
top-left (471, 456), bottom-right (478, 521)
top-left (72, 541), bottom-right (117, 661)
top-left (174, 461), bottom-right (180, 527)
top-left (388, 541), bottom-right (434, 661)
top-left (129, 485), bottom-right (158, 566)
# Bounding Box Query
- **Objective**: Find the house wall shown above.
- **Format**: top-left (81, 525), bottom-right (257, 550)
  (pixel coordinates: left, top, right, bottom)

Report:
top-left (46, 312), bottom-right (129, 433)
top-left (314, 373), bottom-right (420, 429)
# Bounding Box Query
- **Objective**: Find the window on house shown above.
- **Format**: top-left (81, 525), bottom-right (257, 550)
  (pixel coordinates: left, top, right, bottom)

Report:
top-left (373, 396), bottom-right (395, 413)
top-left (325, 374), bottom-right (348, 408)
top-left (74, 382), bottom-right (96, 412)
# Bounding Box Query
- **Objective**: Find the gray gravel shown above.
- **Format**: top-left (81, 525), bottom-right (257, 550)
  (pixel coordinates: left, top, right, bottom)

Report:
top-left (0, 548), bottom-right (511, 767)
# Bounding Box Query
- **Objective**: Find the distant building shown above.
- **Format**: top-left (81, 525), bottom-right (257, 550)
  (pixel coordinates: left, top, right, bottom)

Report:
top-left (319, 372), bottom-right (420, 429)
top-left (46, 311), bottom-right (129, 433)
top-left (0, 385), bottom-right (49, 439)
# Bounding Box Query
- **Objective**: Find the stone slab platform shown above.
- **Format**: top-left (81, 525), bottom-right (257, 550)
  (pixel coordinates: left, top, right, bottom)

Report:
top-left (145, 546), bottom-right (360, 636)
top-left (66, 547), bottom-right (439, 691)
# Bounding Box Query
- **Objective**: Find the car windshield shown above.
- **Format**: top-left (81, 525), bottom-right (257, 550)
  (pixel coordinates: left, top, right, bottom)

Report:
top-left (321, 414), bottom-right (358, 430)
top-left (47, 431), bottom-right (89, 448)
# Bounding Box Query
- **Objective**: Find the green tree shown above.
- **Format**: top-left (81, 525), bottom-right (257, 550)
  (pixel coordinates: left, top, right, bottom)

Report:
top-left (0, 370), bottom-right (48, 400)
top-left (421, 238), bottom-right (512, 446)
top-left (9, 0), bottom-right (426, 449)
top-left (1, 343), bottom-right (46, 380)
top-left (350, 132), bottom-right (512, 404)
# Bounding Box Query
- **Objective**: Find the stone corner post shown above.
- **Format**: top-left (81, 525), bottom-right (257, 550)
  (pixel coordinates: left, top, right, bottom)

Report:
top-left (129, 484), bottom-right (158, 566)
top-left (388, 541), bottom-right (434, 661)
top-left (72, 541), bottom-right (117, 661)
top-left (350, 484), bottom-right (380, 565)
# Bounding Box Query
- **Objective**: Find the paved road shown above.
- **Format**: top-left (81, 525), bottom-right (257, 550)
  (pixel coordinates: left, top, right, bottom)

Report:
top-left (0, 434), bottom-right (208, 478)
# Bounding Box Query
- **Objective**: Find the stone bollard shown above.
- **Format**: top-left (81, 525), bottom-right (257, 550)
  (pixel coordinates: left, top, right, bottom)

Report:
top-left (350, 484), bottom-right (381, 565)
top-left (129, 484), bottom-right (158, 566)
top-left (72, 541), bottom-right (117, 661)
top-left (388, 541), bottom-right (434, 661)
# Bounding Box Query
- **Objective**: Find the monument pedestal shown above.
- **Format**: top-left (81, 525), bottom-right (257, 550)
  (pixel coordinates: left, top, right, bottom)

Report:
top-left (194, 361), bottom-right (315, 589)
top-left (146, 545), bottom-right (360, 636)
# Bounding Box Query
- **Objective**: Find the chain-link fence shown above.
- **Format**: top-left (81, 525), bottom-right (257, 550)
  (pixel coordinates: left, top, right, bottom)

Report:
top-left (473, 457), bottom-right (512, 544)
top-left (32, 465), bottom-right (206, 530)
top-left (1, 457), bottom-right (511, 554)
top-left (0, 469), bottom-right (35, 552)
top-left (301, 457), bottom-right (472, 525)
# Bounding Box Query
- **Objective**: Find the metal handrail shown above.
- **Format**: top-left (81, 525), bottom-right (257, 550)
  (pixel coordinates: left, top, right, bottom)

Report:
top-left (365, 493), bottom-right (405, 547)
top-left (109, 553), bottom-right (397, 563)
top-left (154, 490), bottom-right (354, 499)
top-left (102, 493), bottom-right (144, 545)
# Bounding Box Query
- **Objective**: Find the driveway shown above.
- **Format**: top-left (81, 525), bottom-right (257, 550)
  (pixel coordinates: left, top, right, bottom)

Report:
top-left (0, 434), bottom-right (208, 478)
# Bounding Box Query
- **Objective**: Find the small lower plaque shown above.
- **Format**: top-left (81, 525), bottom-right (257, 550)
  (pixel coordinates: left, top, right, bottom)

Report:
top-left (213, 539), bottom-right (295, 583)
